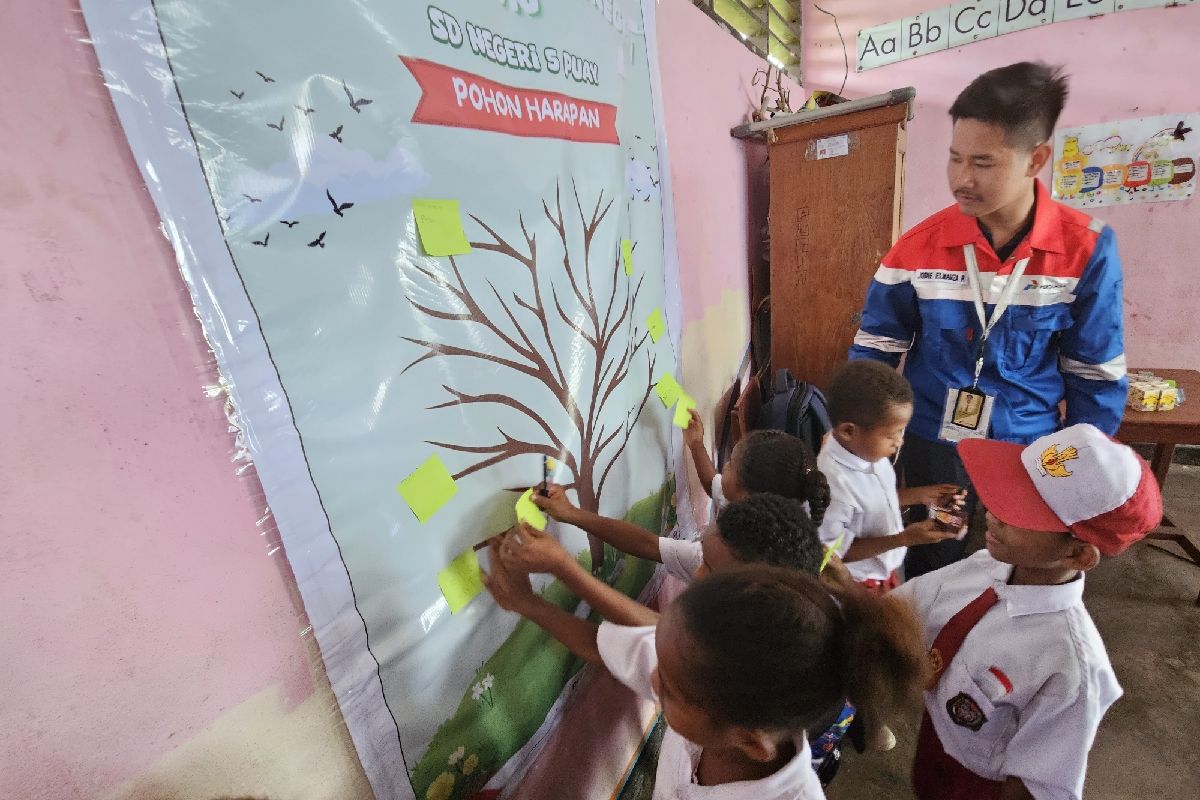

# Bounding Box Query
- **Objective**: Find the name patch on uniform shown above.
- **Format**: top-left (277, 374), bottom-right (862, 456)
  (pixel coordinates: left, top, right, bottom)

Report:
top-left (946, 692), bottom-right (987, 731)
top-left (915, 270), bottom-right (968, 285)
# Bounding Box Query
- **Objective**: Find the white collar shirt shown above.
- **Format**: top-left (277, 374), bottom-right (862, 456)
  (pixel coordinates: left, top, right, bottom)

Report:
top-left (597, 622), bottom-right (827, 800)
top-left (815, 436), bottom-right (905, 581)
top-left (892, 551), bottom-right (1122, 800)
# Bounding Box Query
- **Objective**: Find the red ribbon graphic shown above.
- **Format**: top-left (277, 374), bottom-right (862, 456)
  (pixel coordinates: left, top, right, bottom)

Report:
top-left (401, 56), bottom-right (619, 145)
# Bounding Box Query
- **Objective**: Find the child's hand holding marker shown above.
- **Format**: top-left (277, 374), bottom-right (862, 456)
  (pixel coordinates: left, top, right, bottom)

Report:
top-left (531, 483), bottom-right (579, 524)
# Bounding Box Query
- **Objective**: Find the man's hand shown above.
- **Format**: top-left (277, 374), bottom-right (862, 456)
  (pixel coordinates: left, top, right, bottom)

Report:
top-left (901, 518), bottom-right (961, 546)
top-left (682, 408), bottom-right (705, 449)
top-left (899, 483), bottom-right (966, 509)
top-left (499, 523), bottom-right (573, 576)
top-left (482, 536), bottom-right (539, 614)
top-left (532, 483), bottom-right (579, 524)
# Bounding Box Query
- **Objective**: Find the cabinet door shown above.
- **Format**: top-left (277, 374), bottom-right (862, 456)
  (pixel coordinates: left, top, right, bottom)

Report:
top-left (768, 102), bottom-right (908, 390)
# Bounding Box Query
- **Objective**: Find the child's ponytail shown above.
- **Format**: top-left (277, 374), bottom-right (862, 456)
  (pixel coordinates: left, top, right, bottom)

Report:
top-left (836, 587), bottom-right (930, 728)
top-left (802, 464), bottom-right (831, 524)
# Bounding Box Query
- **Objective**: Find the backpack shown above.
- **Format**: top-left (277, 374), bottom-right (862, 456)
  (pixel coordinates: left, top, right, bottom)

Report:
top-left (755, 368), bottom-right (832, 455)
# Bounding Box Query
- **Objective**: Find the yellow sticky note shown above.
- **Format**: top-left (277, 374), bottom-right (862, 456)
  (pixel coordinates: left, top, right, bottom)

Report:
top-left (820, 533), bottom-right (846, 573)
top-left (397, 454), bottom-right (458, 523)
top-left (673, 392), bottom-right (697, 428)
top-left (621, 239), bottom-right (634, 276)
top-left (646, 308), bottom-right (666, 342)
top-left (515, 488), bottom-right (548, 531)
top-left (655, 373), bottom-right (682, 408)
top-left (438, 548), bottom-right (485, 613)
top-left (413, 199), bottom-right (472, 257)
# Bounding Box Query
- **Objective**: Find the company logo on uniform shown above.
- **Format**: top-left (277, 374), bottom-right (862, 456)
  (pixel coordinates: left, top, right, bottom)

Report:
top-left (915, 270), bottom-right (968, 285)
top-left (1023, 277), bottom-right (1071, 293)
top-left (1039, 444), bottom-right (1080, 478)
top-left (946, 692), bottom-right (988, 731)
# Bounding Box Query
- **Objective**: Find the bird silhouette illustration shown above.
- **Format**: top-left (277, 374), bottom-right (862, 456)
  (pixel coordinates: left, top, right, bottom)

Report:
top-left (342, 81), bottom-right (373, 113)
top-left (255, 70), bottom-right (276, 83)
top-left (326, 189), bottom-right (354, 217)
top-left (329, 125), bottom-right (344, 142)
top-left (1173, 121), bottom-right (1193, 141)
top-left (252, 232), bottom-right (270, 247)
top-left (267, 116), bottom-right (285, 131)
top-left (295, 105), bottom-right (316, 115)
top-left (229, 90), bottom-right (245, 100)
top-left (280, 220), bottom-right (299, 228)
top-left (308, 231), bottom-right (327, 248)
top-left (242, 194), bottom-right (263, 203)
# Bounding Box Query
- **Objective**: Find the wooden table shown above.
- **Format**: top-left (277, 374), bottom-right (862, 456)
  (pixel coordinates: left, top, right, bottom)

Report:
top-left (1116, 369), bottom-right (1200, 605)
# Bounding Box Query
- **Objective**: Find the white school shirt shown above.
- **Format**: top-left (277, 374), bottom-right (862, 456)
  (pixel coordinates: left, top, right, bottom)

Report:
top-left (892, 550), bottom-right (1121, 800)
top-left (596, 622), bottom-right (827, 800)
top-left (711, 473), bottom-right (728, 509)
top-left (659, 537), bottom-right (704, 582)
top-left (815, 437), bottom-right (905, 582)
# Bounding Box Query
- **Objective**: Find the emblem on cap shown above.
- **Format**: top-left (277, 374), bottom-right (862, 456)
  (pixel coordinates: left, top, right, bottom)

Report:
top-left (946, 692), bottom-right (988, 731)
top-left (1039, 444), bottom-right (1079, 478)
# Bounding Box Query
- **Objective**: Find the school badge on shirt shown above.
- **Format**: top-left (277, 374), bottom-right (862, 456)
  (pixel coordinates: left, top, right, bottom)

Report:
top-left (946, 692), bottom-right (987, 731)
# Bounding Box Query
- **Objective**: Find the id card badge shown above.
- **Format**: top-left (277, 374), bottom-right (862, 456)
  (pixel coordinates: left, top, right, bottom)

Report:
top-left (939, 386), bottom-right (995, 443)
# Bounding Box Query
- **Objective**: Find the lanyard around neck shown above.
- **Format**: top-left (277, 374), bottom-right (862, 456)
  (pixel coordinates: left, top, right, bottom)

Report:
top-left (962, 244), bottom-right (1030, 386)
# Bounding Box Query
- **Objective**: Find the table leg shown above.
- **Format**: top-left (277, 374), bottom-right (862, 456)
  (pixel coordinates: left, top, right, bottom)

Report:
top-left (1150, 443), bottom-right (1176, 529)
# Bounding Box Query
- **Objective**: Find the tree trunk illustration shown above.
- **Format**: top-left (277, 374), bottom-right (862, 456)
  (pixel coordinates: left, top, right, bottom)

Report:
top-left (402, 179), bottom-right (656, 570)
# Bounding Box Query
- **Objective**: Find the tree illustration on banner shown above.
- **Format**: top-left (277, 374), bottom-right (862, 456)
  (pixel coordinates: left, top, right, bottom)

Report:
top-left (403, 180), bottom-right (657, 569)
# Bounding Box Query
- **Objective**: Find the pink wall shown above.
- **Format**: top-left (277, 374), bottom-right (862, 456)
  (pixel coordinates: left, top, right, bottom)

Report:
top-left (1, 0), bottom-right (779, 797)
top-left (0, 3), bottom-right (327, 797)
top-left (804, 1), bottom-right (1200, 371)
top-left (657, 0), bottom-right (791, 328)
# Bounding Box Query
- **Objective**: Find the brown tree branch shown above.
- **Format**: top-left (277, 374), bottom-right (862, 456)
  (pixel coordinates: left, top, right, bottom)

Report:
top-left (430, 428), bottom-right (572, 483)
top-left (428, 385), bottom-right (564, 453)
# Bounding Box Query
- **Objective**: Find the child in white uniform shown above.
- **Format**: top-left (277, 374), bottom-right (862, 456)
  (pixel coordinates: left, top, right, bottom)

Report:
top-left (893, 423), bottom-right (1162, 799)
top-left (482, 555), bottom-right (928, 800)
top-left (819, 360), bottom-right (964, 593)
top-left (533, 429), bottom-right (830, 577)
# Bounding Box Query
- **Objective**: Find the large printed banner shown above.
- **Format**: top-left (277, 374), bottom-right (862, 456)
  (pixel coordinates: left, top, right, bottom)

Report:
top-left (1053, 113), bottom-right (1199, 208)
top-left (81, 2), bottom-right (680, 799)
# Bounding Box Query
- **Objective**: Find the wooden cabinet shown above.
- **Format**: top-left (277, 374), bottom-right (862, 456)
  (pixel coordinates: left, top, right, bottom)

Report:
top-left (739, 93), bottom-right (912, 391)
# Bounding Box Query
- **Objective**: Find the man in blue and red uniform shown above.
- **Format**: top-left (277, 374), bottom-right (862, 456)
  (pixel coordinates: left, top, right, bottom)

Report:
top-left (850, 62), bottom-right (1127, 578)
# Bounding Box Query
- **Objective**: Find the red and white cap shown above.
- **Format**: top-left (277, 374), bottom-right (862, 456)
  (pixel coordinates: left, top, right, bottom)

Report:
top-left (959, 423), bottom-right (1162, 556)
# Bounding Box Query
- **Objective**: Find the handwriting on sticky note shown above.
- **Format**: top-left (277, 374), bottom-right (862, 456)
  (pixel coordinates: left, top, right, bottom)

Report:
top-left (515, 488), bottom-right (548, 531)
top-left (621, 239), bottom-right (634, 276)
top-left (646, 308), bottom-right (666, 343)
top-left (673, 392), bottom-right (696, 428)
top-left (397, 454), bottom-right (458, 523)
top-left (820, 533), bottom-right (846, 573)
top-left (439, 548), bottom-right (485, 613)
top-left (413, 199), bottom-right (472, 257)
top-left (655, 373), bottom-right (682, 408)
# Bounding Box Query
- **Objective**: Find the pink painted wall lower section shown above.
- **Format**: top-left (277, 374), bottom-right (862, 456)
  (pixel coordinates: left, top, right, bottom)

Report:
top-left (0, 3), bottom-right (318, 798)
top-left (804, 1), bottom-right (1200, 371)
top-left (2, 0), bottom-right (779, 797)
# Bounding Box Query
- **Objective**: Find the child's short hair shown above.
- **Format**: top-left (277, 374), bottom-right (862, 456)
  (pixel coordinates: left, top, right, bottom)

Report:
top-left (675, 565), bottom-right (928, 733)
top-left (827, 360), bottom-right (913, 428)
top-left (733, 430), bottom-right (831, 522)
top-left (716, 494), bottom-right (822, 575)
top-left (950, 61), bottom-right (1069, 151)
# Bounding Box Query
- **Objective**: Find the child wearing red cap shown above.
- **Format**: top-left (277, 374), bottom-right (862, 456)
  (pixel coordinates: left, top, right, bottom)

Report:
top-left (892, 423), bottom-right (1162, 800)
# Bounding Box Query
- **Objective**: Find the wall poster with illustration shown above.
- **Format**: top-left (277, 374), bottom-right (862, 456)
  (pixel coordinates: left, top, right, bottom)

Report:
top-left (80, 1), bottom-right (682, 798)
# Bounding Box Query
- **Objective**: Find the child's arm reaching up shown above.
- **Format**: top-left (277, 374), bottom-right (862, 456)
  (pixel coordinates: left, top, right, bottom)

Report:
top-left (482, 538), bottom-right (602, 664)
top-left (682, 409), bottom-right (718, 497)
top-left (533, 484), bottom-right (662, 563)
top-left (496, 524), bottom-right (659, 628)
